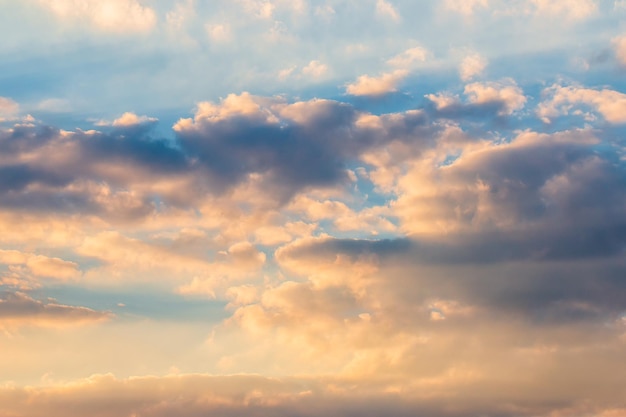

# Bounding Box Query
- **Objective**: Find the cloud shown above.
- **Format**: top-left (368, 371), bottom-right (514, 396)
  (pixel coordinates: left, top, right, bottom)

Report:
top-left (345, 70), bottom-right (409, 96)
top-left (530, 0), bottom-right (597, 20)
top-left (301, 60), bottom-right (329, 78)
top-left (613, 35), bottom-right (626, 67)
top-left (463, 79), bottom-right (526, 114)
top-left (95, 112), bottom-right (158, 127)
top-left (0, 97), bottom-right (19, 121)
top-left (0, 291), bottom-right (111, 328)
top-left (538, 84), bottom-right (626, 124)
top-left (376, 0), bottom-right (400, 20)
top-left (459, 53), bottom-right (487, 81)
top-left (426, 78), bottom-right (526, 117)
top-left (0, 249), bottom-right (80, 282)
top-left (37, 0), bottom-right (157, 33)
top-left (0, 372), bottom-right (625, 417)
top-left (206, 23), bottom-right (232, 43)
top-left (386, 47), bottom-right (429, 69)
top-left (443, 0), bottom-right (488, 16)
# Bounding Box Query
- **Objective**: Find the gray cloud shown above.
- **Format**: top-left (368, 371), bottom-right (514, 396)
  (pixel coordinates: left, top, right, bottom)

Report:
top-left (0, 291), bottom-right (111, 325)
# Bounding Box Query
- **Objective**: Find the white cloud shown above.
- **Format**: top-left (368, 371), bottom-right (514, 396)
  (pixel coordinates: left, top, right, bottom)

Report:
top-left (538, 84), bottom-right (626, 124)
top-left (459, 53), bottom-right (488, 81)
top-left (301, 60), bottom-right (329, 78)
top-left (376, 0), bottom-right (400, 20)
top-left (345, 70), bottom-right (408, 96)
top-left (425, 79), bottom-right (526, 115)
top-left (37, 0), bottom-right (157, 33)
top-left (95, 112), bottom-right (158, 127)
top-left (386, 46), bottom-right (429, 69)
top-left (464, 79), bottom-right (526, 114)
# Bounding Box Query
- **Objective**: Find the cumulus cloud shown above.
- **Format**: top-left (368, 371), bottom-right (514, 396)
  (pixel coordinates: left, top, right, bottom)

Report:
top-left (459, 53), bottom-right (487, 81)
top-left (95, 112), bottom-right (158, 127)
top-left (426, 78), bottom-right (526, 117)
top-left (301, 60), bottom-right (329, 78)
top-left (37, 0), bottom-right (157, 33)
top-left (538, 84), bottom-right (626, 124)
top-left (345, 70), bottom-right (409, 96)
top-left (464, 79), bottom-right (526, 114)
top-left (386, 46), bottom-right (429, 69)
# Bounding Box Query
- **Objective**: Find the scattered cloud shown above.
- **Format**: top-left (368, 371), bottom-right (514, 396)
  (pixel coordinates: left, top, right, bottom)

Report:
top-left (301, 60), bottom-right (329, 78)
top-left (538, 84), bottom-right (626, 123)
top-left (346, 70), bottom-right (409, 96)
top-left (387, 46), bottom-right (429, 69)
top-left (459, 53), bottom-right (487, 81)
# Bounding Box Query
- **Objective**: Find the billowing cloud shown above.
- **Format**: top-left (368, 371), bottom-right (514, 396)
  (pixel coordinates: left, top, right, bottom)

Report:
top-left (386, 46), bottom-right (429, 69)
top-left (459, 53), bottom-right (487, 81)
top-left (1, 7), bottom-right (626, 409)
top-left (426, 78), bottom-right (526, 117)
top-left (538, 84), bottom-right (626, 123)
top-left (345, 70), bottom-right (409, 96)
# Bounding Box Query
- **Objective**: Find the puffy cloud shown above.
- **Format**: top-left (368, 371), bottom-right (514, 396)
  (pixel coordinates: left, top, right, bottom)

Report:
top-left (301, 60), bottom-right (329, 78)
top-left (426, 79), bottom-right (526, 117)
top-left (37, 0), bottom-right (157, 33)
top-left (345, 70), bottom-right (409, 96)
top-left (538, 84), bottom-right (626, 124)
top-left (463, 79), bottom-right (526, 114)
top-left (386, 46), bottom-right (429, 69)
top-left (459, 53), bottom-right (487, 81)
top-left (95, 112), bottom-right (158, 127)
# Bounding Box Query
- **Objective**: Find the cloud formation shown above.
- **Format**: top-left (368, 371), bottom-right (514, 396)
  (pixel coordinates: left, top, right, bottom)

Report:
top-left (37, 0), bottom-right (157, 33)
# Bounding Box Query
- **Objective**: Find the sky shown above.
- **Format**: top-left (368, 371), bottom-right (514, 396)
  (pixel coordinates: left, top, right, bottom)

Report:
top-left (1, 0), bottom-right (626, 416)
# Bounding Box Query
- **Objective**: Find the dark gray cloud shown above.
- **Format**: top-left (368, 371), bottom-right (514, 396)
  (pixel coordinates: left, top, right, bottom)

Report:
top-left (0, 98), bottom-right (440, 216)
